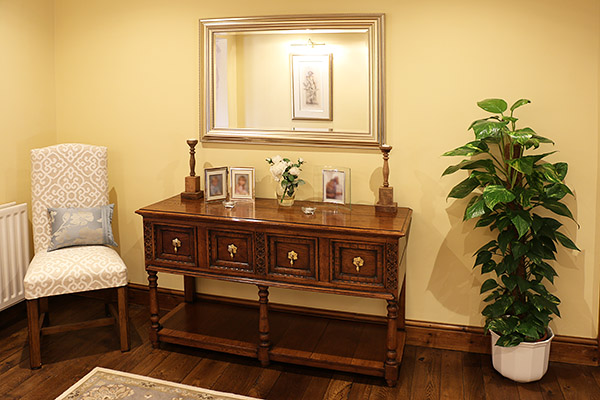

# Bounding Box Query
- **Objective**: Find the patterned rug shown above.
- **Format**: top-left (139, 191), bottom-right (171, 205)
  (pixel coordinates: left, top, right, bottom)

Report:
top-left (56, 367), bottom-right (262, 400)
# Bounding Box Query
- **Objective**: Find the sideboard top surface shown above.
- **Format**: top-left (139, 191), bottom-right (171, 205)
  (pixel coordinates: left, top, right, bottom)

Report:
top-left (137, 196), bottom-right (412, 237)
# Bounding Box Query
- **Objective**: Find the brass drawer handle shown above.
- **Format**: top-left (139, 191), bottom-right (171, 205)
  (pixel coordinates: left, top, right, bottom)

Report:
top-left (288, 250), bottom-right (298, 266)
top-left (353, 256), bottom-right (364, 272)
top-left (228, 243), bottom-right (238, 258)
top-left (172, 238), bottom-right (181, 253)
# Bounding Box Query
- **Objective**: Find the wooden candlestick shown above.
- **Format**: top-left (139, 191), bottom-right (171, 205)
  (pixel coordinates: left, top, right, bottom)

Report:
top-left (181, 139), bottom-right (204, 200)
top-left (375, 144), bottom-right (397, 213)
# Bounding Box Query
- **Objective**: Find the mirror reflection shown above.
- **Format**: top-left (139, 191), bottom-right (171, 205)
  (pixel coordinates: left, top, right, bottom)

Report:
top-left (201, 15), bottom-right (385, 148)
top-left (213, 30), bottom-right (370, 133)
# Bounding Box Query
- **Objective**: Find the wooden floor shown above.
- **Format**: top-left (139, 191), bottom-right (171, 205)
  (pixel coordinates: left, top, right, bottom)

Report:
top-left (1, 296), bottom-right (599, 399)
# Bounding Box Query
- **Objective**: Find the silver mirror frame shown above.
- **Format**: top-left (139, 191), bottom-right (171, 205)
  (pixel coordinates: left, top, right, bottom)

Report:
top-left (200, 14), bottom-right (385, 149)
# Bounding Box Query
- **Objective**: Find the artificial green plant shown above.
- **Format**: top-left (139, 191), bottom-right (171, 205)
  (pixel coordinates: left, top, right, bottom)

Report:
top-left (443, 98), bottom-right (579, 347)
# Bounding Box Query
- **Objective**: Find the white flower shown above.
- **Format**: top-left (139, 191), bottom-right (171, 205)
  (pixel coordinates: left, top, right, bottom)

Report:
top-left (298, 157), bottom-right (304, 163)
top-left (272, 155), bottom-right (283, 164)
top-left (270, 163), bottom-right (286, 181)
top-left (289, 167), bottom-right (300, 176)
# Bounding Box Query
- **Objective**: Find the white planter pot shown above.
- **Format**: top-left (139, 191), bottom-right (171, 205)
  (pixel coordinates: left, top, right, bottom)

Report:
top-left (490, 327), bottom-right (554, 383)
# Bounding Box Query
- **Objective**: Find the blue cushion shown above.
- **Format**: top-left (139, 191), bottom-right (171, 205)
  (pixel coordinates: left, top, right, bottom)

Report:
top-left (47, 204), bottom-right (118, 251)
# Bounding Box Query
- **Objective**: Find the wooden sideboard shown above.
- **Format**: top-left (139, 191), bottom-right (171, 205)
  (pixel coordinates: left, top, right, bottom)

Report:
top-left (136, 196), bottom-right (412, 386)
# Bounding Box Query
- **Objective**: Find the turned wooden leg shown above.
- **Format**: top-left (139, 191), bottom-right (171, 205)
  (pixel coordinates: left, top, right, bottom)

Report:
top-left (257, 285), bottom-right (270, 367)
top-left (117, 286), bottom-right (130, 352)
top-left (26, 299), bottom-right (42, 369)
top-left (148, 270), bottom-right (161, 348)
top-left (385, 298), bottom-right (399, 387)
top-left (184, 276), bottom-right (195, 303)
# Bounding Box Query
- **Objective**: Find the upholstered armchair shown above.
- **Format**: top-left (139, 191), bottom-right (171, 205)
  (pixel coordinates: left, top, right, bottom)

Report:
top-left (24, 143), bottom-right (130, 368)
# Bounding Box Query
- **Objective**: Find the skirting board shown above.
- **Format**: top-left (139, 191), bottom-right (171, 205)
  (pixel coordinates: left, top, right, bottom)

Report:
top-left (122, 283), bottom-right (599, 367)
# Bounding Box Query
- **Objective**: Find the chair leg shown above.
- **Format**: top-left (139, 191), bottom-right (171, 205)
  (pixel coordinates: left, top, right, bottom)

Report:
top-left (39, 297), bottom-right (49, 326)
top-left (117, 286), bottom-right (130, 352)
top-left (26, 299), bottom-right (42, 369)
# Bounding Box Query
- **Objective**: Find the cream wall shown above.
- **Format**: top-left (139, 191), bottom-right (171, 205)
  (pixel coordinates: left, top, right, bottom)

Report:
top-left (0, 0), bottom-right (55, 206)
top-left (52, 0), bottom-right (600, 338)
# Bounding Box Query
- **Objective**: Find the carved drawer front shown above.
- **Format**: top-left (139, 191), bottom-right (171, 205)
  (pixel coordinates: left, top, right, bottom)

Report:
top-left (154, 224), bottom-right (197, 267)
top-left (267, 235), bottom-right (317, 281)
top-left (208, 229), bottom-right (254, 273)
top-left (331, 240), bottom-right (384, 289)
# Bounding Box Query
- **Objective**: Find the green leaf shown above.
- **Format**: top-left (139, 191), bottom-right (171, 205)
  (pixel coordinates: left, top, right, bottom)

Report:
top-left (482, 295), bottom-right (514, 318)
top-left (482, 261), bottom-right (497, 273)
top-left (554, 162), bottom-right (568, 180)
top-left (442, 159), bottom-right (495, 176)
top-left (482, 185), bottom-right (515, 210)
top-left (498, 230), bottom-right (515, 253)
top-left (531, 295), bottom-right (560, 317)
top-left (516, 276), bottom-right (531, 293)
top-left (464, 197), bottom-right (488, 221)
top-left (471, 120), bottom-right (507, 140)
top-left (511, 242), bottom-right (528, 259)
top-left (512, 300), bottom-right (528, 315)
top-left (555, 231), bottom-right (580, 251)
top-left (535, 163), bottom-right (562, 184)
top-left (475, 214), bottom-right (497, 228)
top-left (506, 152), bottom-right (556, 175)
top-left (484, 290), bottom-right (501, 302)
top-left (480, 278), bottom-right (498, 294)
top-left (478, 98), bottom-right (508, 114)
top-left (510, 212), bottom-right (531, 238)
top-left (474, 250), bottom-right (492, 266)
top-left (544, 183), bottom-right (572, 200)
top-left (509, 128), bottom-right (534, 145)
top-left (475, 240), bottom-right (498, 254)
top-left (501, 275), bottom-right (517, 291)
top-left (515, 321), bottom-right (541, 339)
top-left (470, 170), bottom-right (498, 186)
top-left (532, 135), bottom-right (555, 145)
top-left (443, 141), bottom-right (489, 157)
top-left (448, 176), bottom-right (480, 199)
top-left (496, 333), bottom-right (523, 347)
top-left (510, 98), bottom-right (531, 112)
top-left (540, 200), bottom-right (574, 220)
top-left (486, 316), bottom-right (519, 335)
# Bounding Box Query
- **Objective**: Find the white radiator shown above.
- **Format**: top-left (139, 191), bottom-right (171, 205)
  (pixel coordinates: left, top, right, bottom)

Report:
top-left (0, 202), bottom-right (29, 311)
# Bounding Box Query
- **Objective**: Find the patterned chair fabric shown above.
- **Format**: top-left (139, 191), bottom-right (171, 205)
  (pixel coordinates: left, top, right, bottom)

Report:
top-left (24, 245), bottom-right (128, 300)
top-left (24, 143), bottom-right (127, 300)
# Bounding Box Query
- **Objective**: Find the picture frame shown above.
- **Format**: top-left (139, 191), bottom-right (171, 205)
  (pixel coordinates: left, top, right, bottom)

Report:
top-left (291, 54), bottom-right (332, 121)
top-left (322, 168), bottom-right (346, 204)
top-left (204, 167), bottom-right (228, 201)
top-left (229, 167), bottom-right (255, 201)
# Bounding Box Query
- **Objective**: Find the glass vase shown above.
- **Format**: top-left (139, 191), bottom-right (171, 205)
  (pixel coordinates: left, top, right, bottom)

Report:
top-left (275, 184), bottom-right (296, 207)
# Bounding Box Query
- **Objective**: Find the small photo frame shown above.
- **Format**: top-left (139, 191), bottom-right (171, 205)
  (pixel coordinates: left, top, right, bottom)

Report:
top-left (230, 167), bottom-right (255, 200)
top-left (323, 169), bottom-right (345, 204)
top-left (291, 54), bottom-right (333, 121)
top-left (204, 167), bottom-right (228, 201)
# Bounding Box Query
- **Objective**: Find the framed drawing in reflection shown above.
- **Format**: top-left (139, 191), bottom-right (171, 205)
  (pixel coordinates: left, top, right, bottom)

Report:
top-left (291, 54), bottom-right (332, 121)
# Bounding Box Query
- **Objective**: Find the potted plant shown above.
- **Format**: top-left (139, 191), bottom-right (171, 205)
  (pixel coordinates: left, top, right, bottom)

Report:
top-left (443, 98), bottom-right (579, 382)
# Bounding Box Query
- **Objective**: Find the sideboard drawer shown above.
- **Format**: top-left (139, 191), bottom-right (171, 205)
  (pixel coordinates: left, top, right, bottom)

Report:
top-left (154, 224), bottom-right (197, 268)
top-left (331, 240), bottom-right (384, 289)
top-left (208, 229), bottom-right (254, 274)
top-left (267, 234), bottom-right (317, 281)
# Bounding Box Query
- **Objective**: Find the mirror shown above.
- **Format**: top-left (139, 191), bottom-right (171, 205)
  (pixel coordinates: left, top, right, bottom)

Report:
top-left (200, 14), bottom-right (385, 148)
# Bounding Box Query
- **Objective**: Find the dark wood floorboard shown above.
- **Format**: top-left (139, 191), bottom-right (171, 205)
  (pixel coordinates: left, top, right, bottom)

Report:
top-left (0, 295), bottom-right (598, 399)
